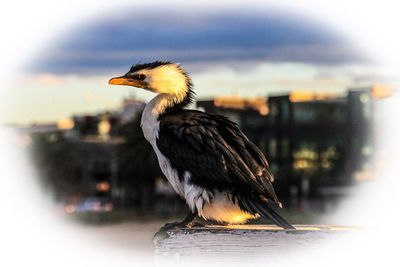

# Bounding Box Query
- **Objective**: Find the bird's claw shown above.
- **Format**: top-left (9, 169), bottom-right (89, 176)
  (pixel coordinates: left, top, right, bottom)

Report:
top-left (186, 221), bottom-right (204, 228)
top-left (153, 221), bottom-right (188, 243)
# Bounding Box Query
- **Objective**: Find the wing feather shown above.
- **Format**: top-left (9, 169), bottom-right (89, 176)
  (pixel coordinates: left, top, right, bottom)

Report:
top-left (156, 110), bottom-right (279, 204)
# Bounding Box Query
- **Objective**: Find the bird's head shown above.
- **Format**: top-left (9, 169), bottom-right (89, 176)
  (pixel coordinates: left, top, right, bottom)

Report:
top-left (109, 61), bottom-right (192, 98)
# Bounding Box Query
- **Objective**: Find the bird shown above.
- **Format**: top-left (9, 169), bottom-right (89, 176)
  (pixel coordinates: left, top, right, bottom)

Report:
top-left (109, 61), bottom-right (295, 230)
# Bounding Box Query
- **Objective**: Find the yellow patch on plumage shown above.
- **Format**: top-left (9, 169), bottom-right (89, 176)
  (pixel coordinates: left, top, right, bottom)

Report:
top-left (201, 196), bottom-right (259, 224)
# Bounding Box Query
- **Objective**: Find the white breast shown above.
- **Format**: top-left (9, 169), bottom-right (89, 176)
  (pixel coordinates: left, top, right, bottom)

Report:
top-left (141, 96), bottom-right (185, 196)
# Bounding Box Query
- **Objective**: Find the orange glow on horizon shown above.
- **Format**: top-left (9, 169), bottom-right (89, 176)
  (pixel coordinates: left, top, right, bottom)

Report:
top-left (214, 96), bottom-right (269, 115)
top-left (57, 118), bottom-right (74, 130)
top-left (289, 90), bottom-right (339, 102)
top-left (372, 84), bottom-right (394, 99)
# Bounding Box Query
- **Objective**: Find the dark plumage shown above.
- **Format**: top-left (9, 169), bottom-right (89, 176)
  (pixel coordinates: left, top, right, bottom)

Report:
top-left (157, 110), bottom-right (294, 229)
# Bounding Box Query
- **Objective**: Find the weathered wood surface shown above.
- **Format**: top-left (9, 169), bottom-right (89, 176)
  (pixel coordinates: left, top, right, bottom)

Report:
top-left (154, 225), bottom-right (354, 264)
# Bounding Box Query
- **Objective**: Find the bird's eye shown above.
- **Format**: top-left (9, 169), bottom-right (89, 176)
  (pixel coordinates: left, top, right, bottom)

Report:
top-left (126, 73), bottom-right (146, 81)
top-left (136, 74), bottom-right (146, 81)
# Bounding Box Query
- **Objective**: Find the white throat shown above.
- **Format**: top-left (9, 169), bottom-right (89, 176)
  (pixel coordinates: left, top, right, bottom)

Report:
top-left (140, 93), bottom-right (180, 144)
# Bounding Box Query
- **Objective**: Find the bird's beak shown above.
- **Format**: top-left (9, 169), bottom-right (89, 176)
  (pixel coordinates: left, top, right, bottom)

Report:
top-left (108, 76), bottom-right (147, 88)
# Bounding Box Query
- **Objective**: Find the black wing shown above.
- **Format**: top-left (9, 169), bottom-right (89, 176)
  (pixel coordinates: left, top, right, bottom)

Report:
top-left (156, 110), bottom-right (281, 206)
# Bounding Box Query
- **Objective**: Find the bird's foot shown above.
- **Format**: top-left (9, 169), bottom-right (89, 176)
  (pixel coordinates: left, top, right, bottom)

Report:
top-left (153, 221), bottom-right (192, 243)
top-left (153, 220), bottom-right (205, 243)
top-left (186, 221), bottom-right (204, 228)
top-left (161, 221), bottom-right (186, 230)
top-left (160, 220), bottom-right (204, 231)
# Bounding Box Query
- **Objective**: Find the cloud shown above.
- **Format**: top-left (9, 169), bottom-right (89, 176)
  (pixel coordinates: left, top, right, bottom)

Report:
top-left (26, 9), bottom-right (365, 75)
top-left (30, 44), bottom-right (367, 75)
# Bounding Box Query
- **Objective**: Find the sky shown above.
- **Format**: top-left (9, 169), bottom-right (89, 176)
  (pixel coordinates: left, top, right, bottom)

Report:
top-left (2, 8), bottom-right (394, 125)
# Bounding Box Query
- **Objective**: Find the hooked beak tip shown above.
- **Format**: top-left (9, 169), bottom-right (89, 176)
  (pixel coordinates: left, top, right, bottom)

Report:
top-left (108, 77), bottom-right (126, 85)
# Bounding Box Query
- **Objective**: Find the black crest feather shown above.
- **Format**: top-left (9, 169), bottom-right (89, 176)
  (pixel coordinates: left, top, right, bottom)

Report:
top-left (129, 61), bottom-right (173, 73)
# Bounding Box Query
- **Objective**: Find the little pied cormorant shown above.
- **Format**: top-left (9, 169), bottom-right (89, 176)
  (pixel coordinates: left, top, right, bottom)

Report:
top-left (109, 61), bottom-right (294, 229)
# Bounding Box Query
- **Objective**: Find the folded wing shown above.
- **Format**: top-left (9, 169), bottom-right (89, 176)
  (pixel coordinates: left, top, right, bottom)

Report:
top-left (156, 110), bottom-right (280, 206)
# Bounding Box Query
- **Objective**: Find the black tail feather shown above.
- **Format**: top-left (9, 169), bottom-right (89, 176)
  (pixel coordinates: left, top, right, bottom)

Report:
top-left (241, 198), bottom-right (295, 230)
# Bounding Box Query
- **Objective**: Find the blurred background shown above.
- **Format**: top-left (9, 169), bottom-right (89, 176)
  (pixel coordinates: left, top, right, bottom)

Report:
top-left (1, 8), bottom-right (397, 244)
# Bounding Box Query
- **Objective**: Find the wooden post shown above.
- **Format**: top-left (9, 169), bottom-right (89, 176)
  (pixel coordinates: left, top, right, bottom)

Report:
top-left (154, 225), bottom-right (354, 263)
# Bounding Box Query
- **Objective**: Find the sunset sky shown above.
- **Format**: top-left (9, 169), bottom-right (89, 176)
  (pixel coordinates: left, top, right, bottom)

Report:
top-left (2, 9), bottom-right (395, 125)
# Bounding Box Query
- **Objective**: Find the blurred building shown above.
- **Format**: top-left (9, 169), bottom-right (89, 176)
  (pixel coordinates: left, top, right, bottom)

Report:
top-left (23, 87), bottom-right (392, 215)
top-left (25, 97), bottom-right (179, 214)
top-left (197, 86), bottom-right (390, 206)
